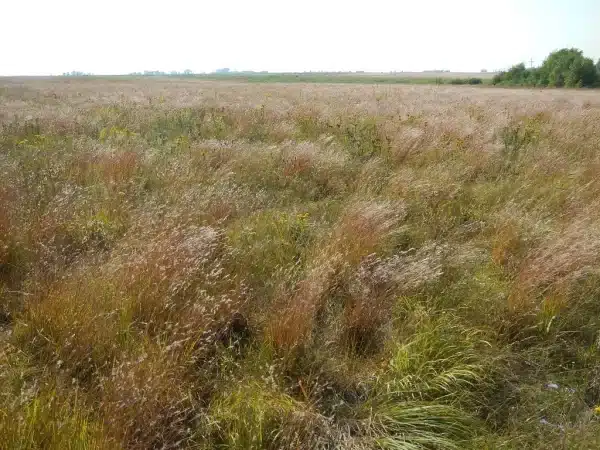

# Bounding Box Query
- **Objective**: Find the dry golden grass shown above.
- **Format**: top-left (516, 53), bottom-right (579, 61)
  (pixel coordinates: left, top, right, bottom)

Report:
top-left (2, 77), bottom-right (600, 449)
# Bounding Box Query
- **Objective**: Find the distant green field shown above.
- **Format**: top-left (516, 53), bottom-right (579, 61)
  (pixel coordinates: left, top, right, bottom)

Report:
top-left (186, 72), bottom-right (495, 85)
top-left (16, 72), bottom-right (495, 85)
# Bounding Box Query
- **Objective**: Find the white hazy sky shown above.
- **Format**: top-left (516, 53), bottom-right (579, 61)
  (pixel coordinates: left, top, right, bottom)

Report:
top-left (2, 0), bottom-right (599, 75)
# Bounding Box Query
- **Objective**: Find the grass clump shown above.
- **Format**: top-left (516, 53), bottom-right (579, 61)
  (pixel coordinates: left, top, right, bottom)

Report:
top-left (0, 390), bottom-right (111, 450)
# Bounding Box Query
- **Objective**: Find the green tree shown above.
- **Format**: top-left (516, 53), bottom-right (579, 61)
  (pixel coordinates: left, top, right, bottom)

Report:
top-left (508, 63), bottom-right (528, 84)
top-left (567, 57), bottom-right (598, 87)
top-left (492, 63), bottom-right (540, 86)
top-left (539, 48), bottom-right (598, 88)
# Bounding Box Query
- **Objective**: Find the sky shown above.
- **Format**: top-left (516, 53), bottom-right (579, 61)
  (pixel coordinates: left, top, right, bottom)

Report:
top-left (2, 0), bottom-right (599, 75)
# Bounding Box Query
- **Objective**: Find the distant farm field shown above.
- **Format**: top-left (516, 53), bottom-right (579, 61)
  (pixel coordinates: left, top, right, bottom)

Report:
top-left (15, 71), bottom-right (497, 85)
top-left (2, 78), bottom-right (600, 449)
top-left (194, 71), bottom-right (497, 84)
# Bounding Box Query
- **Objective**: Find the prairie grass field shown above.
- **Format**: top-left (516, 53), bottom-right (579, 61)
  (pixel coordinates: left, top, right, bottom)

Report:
top-left (2, 77), bottom-right (600, 449)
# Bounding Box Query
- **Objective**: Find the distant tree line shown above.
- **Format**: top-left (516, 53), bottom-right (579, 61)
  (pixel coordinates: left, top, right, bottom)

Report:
top-left (62, 71), bottom-right (93, 76)
top-left (493, 48), bottom-right (600, 88)
top-left (127, 70), bottom-right (195, 76)
top-left (448, 78), bottom-right (483, 85)
top-left (62, 70), bottom-right (195, 77)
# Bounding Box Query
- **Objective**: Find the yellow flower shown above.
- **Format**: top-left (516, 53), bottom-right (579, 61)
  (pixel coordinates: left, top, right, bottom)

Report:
top-left (594, 406), bottom-right (600, 414)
